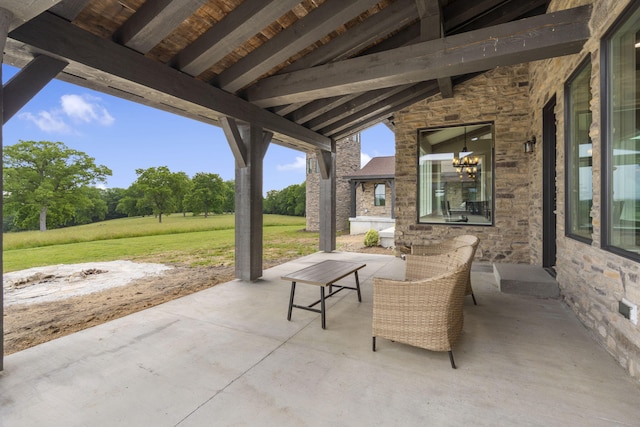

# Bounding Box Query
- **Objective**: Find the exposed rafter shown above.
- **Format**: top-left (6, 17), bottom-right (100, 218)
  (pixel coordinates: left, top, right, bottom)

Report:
top-left (3, 55), bottom-right (68, 123)
top-left (279, 0), bottom-right (417, 74)
top-left (173, 0), bottom-right (301, 76)
top-left (114, 0), bottom-right (205, 53)
top-left (416, 0), bottom-right (453, 99)
top-left (246, 5), bottom-right (591, 107)
top-left (9, 11), bottom-right (331, 151)
top-left (49, 0), bottom-right (92, 21)
top-left (216, 0), bottom-right (382, 93)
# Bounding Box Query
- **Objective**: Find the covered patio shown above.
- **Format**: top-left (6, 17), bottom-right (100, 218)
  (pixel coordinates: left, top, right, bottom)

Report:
top-left (1, 252), bottom-right (639, 426)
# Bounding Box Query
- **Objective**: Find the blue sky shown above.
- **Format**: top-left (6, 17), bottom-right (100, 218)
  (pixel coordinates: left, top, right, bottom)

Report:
top-left (2, 64), bottom-right (394, 193)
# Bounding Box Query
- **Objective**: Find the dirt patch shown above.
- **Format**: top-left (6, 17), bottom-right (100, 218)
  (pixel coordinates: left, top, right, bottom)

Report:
top-left (3, 235), bottom-right (394, 355)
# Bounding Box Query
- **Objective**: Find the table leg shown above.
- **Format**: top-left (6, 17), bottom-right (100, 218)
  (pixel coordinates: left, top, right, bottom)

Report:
top-left (287, 282), bottom-right (296, 321)
top-left (355, 271), bottom-right (362, 302)
top-left (320, 286), bottom-right (326, 329)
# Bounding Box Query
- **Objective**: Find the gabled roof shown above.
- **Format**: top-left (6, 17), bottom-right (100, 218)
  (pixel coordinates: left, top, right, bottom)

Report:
top-left (345, 156), bottom-right (395, 180)
top-left (3, 1), bottom-right (592, 152)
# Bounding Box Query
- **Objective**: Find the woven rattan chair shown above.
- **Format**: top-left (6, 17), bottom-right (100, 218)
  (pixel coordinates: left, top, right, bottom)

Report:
top-left (411, 235), bottom-right (480, 304)
top-left (372, 246), bottom-right (474, 369)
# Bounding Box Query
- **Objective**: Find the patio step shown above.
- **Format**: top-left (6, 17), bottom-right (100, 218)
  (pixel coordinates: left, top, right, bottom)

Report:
top-left (493, 263), bottom-right (560, 298)
top-left (379, 226), bottom-right (395, 248)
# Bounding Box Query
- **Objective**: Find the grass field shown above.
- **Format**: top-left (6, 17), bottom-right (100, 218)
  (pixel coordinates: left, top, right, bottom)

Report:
top-left (2, 214), bottom-right (319, 272)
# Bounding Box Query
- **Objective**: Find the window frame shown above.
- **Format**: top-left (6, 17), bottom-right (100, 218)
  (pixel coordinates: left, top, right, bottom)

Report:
top-left (601, 1), bottom-right (640, 262)
top-left (374, 183), bottom-right (386, 207)
top-left (415, 122), bottom-right (495, 226)
top-left (564, 56), bottom-right (593, 245)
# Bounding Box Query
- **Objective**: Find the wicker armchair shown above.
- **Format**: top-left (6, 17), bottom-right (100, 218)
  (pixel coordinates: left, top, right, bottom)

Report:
top-left (411, 234), bottom-right (480, 305)
top-left (372, 246), bottom-right (474, 368)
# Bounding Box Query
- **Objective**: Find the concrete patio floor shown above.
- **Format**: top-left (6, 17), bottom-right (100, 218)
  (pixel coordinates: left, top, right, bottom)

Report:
top-left (1, 251), bottom-right (639, 426)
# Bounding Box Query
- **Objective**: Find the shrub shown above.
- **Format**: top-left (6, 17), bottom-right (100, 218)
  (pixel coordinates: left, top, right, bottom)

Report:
top-left (364, 229), bottom-right (380, 247)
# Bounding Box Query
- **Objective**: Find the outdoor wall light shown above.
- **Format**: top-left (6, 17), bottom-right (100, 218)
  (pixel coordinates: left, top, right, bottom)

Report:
top-left (524, 136), bottom-right (536, 153)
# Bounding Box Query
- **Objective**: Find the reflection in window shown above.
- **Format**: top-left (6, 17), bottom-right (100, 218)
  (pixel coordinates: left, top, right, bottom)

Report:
top-left (605, 6), bottom-right (640, 257)
top-left (566, 60), bottom-right (593, 241)
top-left (374, 183), bottom-right (386, 206)
top-left (417, 123), bottom-right (493, 225)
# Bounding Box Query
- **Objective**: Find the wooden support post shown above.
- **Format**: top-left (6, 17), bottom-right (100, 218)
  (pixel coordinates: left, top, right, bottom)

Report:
top-left (0, 6), bottom-right (14, 373)
top-left (318, 144), bottom-right (336, 252)
top-left (221, 117), bottom-right (271, 281)
top-left (3, 55), bottom-right (68, 123)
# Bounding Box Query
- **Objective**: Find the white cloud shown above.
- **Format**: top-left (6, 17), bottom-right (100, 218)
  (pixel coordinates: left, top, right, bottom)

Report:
top-left (277, 156), bottom-right (306, 171)
top-left (61, 94), bottom-right (115, 126)
top-left (361, 152), bottom-right (372, 168)
top-left (18, 93), bottom-right (115, 134)
top-left (18, 111), bottom-right (71, 133)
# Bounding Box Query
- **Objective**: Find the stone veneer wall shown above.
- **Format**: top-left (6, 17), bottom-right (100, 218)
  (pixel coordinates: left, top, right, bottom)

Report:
top-left (355, 182), bottom-right (393, 218)
top-left (306, 134), bottom-right (361, 232)
top-left (528, 0), bottom-right (640, 381)
top-left (394, 63), bottom-right (531, 262)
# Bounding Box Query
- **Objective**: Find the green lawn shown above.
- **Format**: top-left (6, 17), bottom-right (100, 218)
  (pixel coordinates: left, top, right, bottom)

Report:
top-left (3, 214), bottom-right (319, 272)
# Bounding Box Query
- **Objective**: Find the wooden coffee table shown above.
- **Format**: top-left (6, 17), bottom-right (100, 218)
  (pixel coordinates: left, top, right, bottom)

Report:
top-left (282, 260), bottom-right (366, 329)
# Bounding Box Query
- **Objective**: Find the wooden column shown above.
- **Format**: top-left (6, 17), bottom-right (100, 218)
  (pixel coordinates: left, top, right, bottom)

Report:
top-left (221, 117), bottom-right (271, 281)
top-left (317, 143), bottom-right (336, 252)
top-left (0, 6), bottom-right (14, 373)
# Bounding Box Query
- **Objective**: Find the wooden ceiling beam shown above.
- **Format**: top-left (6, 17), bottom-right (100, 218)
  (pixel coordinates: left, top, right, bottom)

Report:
top-left (306, 85), bottom-right (413, 131)
top-left (3, 54), bottom-right (68, 123)
top-left (9, 12), bottom-right (330, 151)
top-left (282, 0), bottom-right (417, 74)
top-left (114, 0), bottom-right (205, 53)
top-left (2, 0), bottom-right (63, 30)
top-left (173, 0), bottom-right (301, 76)
top-left (416, 0), bottom-right (453, 98)
top-left (216, 0), bottom-right (382, 93)
top-left (49, 0), bottom-right (92, 21)
top-left (246, 5), bottom-right (591, 106)
top-left (451, 0), bottom-right (549, 34)
top-left (288, 93), bottom-right (361, 125)
top-left (320, 82), bottom-right (439, 136)
top-left (329, 74), bottom-right (479, 140)
top-left (442, 0), bottom-right (506, 33)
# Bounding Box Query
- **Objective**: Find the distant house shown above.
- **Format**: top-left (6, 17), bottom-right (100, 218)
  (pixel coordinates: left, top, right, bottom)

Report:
top-left (344, 156), bottom-right (395, 237)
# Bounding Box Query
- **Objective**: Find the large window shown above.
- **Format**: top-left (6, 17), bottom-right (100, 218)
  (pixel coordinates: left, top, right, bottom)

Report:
top-left (566, 60), bottom-right (593, 242)
top-left (604, 4), bottom-right (640, 258)
top-left (417, 123), bottom-right (493, 225)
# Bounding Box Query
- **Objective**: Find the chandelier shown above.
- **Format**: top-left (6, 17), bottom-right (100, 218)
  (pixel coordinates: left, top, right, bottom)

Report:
top-left (452, 130), bottom-right (479, 179)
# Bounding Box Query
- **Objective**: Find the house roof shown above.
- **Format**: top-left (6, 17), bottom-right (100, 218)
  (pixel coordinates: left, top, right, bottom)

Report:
top-left (345, 156), bottom-right (395, 180)
top-left (3, 1), bottom-right (591, 152)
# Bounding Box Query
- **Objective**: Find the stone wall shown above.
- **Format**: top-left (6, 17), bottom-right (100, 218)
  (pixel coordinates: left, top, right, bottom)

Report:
top-left (528, 0), bottom-right (640, 381)
top-left (306, 134), bottom-right (361, 232)
top-left (394, 63), bottom-right (531, 262)
top-left (354, 181), bottom-right (393, 218)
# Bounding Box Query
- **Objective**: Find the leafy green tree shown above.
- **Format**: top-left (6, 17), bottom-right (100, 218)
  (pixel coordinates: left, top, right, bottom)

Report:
top-left (133, 166), bottom-right (178, 223)
top-left (184, 172), bottom-right (224, 217)
top-left (3, 140), bottom-right (112, 231)
top-left (100, 187), bottom-right (128, 220)
top-left (116, 182), bottom-right (152, 217)
top-left (70, 186), bottom-right (109, 225)
top-left (171, 171), bottom-right (191, 216)
top-left (263, 182), bottom-right (305, 216)
top-left (221, 180), bottom-right (235, 213)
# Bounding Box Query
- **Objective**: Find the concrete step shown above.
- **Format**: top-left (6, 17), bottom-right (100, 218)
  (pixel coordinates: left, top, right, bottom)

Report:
top-left (379, 226), bottom-right (394, 248)
top-left (493, 263), bottom-right (559, 298)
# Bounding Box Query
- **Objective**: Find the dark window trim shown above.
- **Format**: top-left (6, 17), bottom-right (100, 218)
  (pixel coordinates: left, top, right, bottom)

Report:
top-left (374, 183), bottom-right (386, 206)
top-left (415, 121), bottom-right (495, 227)
top-left (564, 56), bottom-right (593, 245)
top-left (601, 0), bottom-right (640, 263)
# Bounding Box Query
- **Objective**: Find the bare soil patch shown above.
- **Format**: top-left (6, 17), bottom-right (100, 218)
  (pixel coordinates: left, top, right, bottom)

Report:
top-left (4, 235), bottom-right (393, 355)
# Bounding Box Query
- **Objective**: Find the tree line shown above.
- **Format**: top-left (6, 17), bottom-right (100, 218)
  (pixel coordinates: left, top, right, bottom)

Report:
top-left (3, 140), bottom-right (305, 232)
